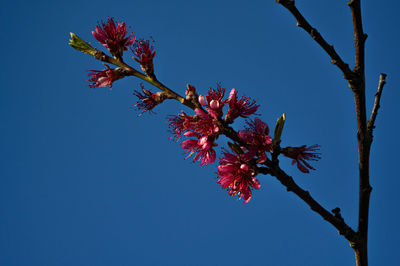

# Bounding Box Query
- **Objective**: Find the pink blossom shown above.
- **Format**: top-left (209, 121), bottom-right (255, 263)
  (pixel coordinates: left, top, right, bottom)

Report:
top-left (88, 65), bottom-right (121, 89)
top-left (133, 84), bottom-right (165, 116)
top-left (168, 108), bottom-right (220, 140)
top-left (132, 38), bottom-right (156, 75)
top-left (225, 88), bottom-right (259, 123)
top-left (181, 132), bottom-right (217, 166)
top-left (132, 38), bottom-right (156, 64)
top-left (168, 112), bottom-right (203, 141)
top-left (282, 145), bottom-right (321, 173)
top-left (92, 18), bottom-right (135, 58)
top-left (168, 113), bottom-right (188, 141)
top-left (193, 108), bottom-right (220, 135)
top-left (238, 118), bottom-right (272, 163)
top-left (198, 84), bottom-right (227, 119)
top-left (217, 148), bottom-right (260, 203)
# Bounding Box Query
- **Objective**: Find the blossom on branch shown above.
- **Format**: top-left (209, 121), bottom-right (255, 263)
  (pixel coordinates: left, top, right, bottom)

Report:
top-left (133, 84), bottom-right (167, 116)
top-left (92, 18), bottom-right (135, 58)
top-left (282, 145), bottom-right (321, 173)
top-left (198, 84), bottom-right (227, 119)
top-left (88, 64), bottom-right (122, 89)
top-left (167, 112), bottom-right (194, 141)
top-left (132, 38), bottom-right (156, 76)
top-left (217, 148), bottom-right (260, 203)
top-left (181, 132), bottom-right (217, 166)
top-left (193, 108), bottom-right (220, 135)
top-left (225, 88), bottom-right (259, 123)
top-left (238, 118), bottom-right (272, 163)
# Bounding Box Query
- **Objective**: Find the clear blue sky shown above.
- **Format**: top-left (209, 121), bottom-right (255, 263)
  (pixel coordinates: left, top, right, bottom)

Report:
top-left (1, 0), bottom-right (398, 265)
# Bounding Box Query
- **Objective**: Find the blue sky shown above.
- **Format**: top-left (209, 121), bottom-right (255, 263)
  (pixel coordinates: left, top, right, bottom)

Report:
top-left (1, 0), bottom-right (399, 265)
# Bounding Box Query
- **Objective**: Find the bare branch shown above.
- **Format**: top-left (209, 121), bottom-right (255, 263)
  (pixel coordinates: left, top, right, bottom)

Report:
top-left (258, 163), bottom-right (358, 245)
top-left (347, 2), bottom-right (371, 266)
top-left (367, 73), bottom-right (387, 138)
top-left (348, 0), bottom-right (367, 74)
top-left (275, 0), bottom-right (353, 80)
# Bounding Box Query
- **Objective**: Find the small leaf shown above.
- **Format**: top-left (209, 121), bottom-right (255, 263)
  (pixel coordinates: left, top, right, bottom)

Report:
top-left (274, 113), bottom-right (286, 144)
top-left (69, 32), bottom-right (97, 56)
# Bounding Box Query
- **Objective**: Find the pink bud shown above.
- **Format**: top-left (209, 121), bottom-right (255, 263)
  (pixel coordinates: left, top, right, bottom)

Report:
top-left (228, 88), bottom-right (237, 102)
top-left (199, 95), bottom-right (206, 106)
top-left (209, 100), bottom-right (220, 109)
top-left (240, 164), bottom-right (249, 171)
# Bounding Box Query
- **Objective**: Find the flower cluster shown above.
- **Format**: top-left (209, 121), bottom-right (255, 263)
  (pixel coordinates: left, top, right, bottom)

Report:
top-left (167, 85), bottom-right (259, 167)
top-left (72, 18), bottom-right (323, 204)
top-left (169, 107), bottom-right (220, 166)
top-left (86, 18), bottom-right (159, 90)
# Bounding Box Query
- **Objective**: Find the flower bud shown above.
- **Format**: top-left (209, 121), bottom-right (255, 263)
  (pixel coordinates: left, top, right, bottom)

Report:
top-left (273, 113), bottom-right (285, 144)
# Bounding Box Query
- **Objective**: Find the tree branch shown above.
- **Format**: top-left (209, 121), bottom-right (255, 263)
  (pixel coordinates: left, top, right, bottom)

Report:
top-left (367, 73), bottom-right (387, 139)
top-left (90, 50), bottom-right (195, 109)
top-left (258, 163), bottom-right (358, 245)
top-left (348, 0), bottom-right (367, 74)
top-left (348, 1), bottom-right (370, 266)
top-left (276, 1), bottom-right (380, 265)
top-left (222, 122), bottom-right (357, 243)
top-left (275, 0), bottom-right (353, 80)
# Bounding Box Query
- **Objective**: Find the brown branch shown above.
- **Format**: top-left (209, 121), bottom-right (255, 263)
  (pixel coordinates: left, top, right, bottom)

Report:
top-left (348, 1), bottom-right (370, 266)
top-left (91, 50), bottom-right (196, 110)
top-left (276, 1), bottom-right (381, 265)
top-left (367, 73), bottom-right (387, 139)
top-left (222, 123), bottom-right (358, 245)
top-left (275, 0), bottom-right (354, 80)
top-left (258, 163), bottom-right (358, 244)
top-left (349, 0), bottom-right (367, 75)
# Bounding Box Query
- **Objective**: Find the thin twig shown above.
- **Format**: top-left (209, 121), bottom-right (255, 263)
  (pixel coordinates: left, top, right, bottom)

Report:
top-left (275, 0), bottom-right (353, 80)
top-left (91, 50), bottom-right (195, 109)
top-left (367, 73), bottom-right (387, 138)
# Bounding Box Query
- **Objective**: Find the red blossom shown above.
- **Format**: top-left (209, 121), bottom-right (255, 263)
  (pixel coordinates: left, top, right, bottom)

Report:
top-left (133, 84), bottom-right (166, 116)
top-left (181, 132), bottom-right (217, 166)
top-left (238, 118), bottom-right (272, 163)
top-left (225, 88), bottom-right (259, 123)
top-left (132, 38), bottom-right (155, 63)
top-left (282, 145), bottom-right (321, 173)
top-left (132, 38), bottom-right (156, 75)
top-left (92, 18), bottom-right (135, 58)
top-left (88, 65), bottom-right (121, 89)
top-left (167, 112), bottom-right (195, 141)
top-left (217, 148), bottom-right (260, 203)
top-left (198, 84), bottom-right (227, 119)
top-left (168, 108), bottom-right (220, 140)
top-left (193, 108), bottom-right (220, 135)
